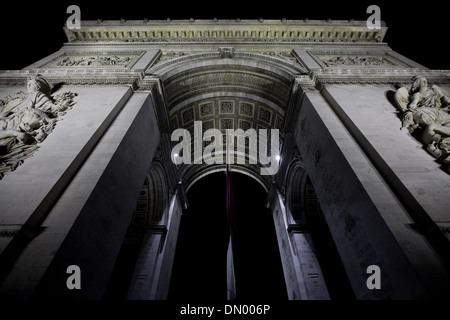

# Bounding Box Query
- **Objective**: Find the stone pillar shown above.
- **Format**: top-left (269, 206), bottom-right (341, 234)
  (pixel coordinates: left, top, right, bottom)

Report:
top-left (294, 90), bottom-right (440, 299)
top-left (0, 90), bottom-right (160, 299)
top-left (126, 190), bottom-right (183, 300)
top-left (288, 225), bottom-right (330, 299)
top-left (269, 190), bottom-right (330, 300)
top-left (0, 86), bottom-right (134, 258)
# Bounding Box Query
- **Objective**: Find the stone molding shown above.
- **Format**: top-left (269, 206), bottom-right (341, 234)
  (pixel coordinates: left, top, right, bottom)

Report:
top-left (0, 70), bottom-right (149, 90)
top-left (312, 69), bottom-right (450, 86)
top-left (1, 69), bottom-right (448, 90)
top-left (64, 19), bottom-right (387, 44)
top-left (148, 50), bottom-right (307, 75)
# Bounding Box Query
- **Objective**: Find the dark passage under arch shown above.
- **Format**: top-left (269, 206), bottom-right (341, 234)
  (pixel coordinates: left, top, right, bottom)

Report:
top-left (168, 172), bottom-right (287, 301)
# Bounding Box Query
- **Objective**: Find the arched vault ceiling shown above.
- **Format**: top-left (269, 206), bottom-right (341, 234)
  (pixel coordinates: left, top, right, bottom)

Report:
top-left (154, 51), bottom-right (301, 180)
top-left (148, 51), bottom-right (307, 113)
top-left (163, 65), bottom-right (292, 110)
top-left (170, 96), bottom-right (284, 136)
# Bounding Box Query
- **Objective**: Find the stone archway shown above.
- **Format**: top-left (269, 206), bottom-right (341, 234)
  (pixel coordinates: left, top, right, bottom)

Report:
top-left (168, 171), bottom-right (287, 301)
top-left (152, 50), bottom-right (306, 165)
top-left (154, 49), bottom-right (304, 209)
top-left (3, 18), bottom-right (450, 301)
top-left (109, 48), bottom-right (371, 300)
top-left (123, 52), bottom-right (310, 299)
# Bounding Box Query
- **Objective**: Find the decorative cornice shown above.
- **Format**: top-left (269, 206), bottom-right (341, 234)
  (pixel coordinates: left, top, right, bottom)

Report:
top-left (78, 19), bottom-right (384, 27)
top-left (2, 69), bottom-right (448, 90)
top-left (311, 69), bottom-right (450, 85)
top-left (64, 19), bottom-right (387, 44)
top-left (62, 41), bottom-right (391, 49)
top-left (0, 70), bottom-right (155, 90)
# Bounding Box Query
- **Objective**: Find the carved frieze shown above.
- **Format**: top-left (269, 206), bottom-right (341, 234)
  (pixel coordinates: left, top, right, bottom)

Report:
top-left (57, 55), bottom-right (132, 67)
top-left (309, 50), bottom-right (408, 70)
top-left (0, 75), bottom-right (77, 179)
top-left (47, 52), bottom-right (141, 68)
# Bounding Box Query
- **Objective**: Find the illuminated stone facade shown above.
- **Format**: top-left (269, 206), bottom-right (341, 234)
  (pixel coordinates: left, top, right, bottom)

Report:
top-left (0, 19), bottom-right (449, 300)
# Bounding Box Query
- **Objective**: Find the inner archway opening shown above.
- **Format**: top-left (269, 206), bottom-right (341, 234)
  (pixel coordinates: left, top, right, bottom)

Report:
top-left (168, 171), bottom-right (287, 301)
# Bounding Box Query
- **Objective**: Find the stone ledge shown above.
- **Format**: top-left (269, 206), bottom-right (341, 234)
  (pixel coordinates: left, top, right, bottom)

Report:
top-left (64, 20), bottom-right (387, 44)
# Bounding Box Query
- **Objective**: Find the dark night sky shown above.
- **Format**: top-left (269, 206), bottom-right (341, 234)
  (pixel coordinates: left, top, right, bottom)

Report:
top-left (0, 1), bottom-right (449, 70)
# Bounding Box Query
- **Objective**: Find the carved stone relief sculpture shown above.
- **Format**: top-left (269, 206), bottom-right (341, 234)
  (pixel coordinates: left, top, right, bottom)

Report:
top-left (262, 51), bottom-right (298, 64)
top-left (0, 74), bottom-right (77, 179)
top-left (56, 55), bottom-right (133, 67)
top-left (321, 55), bottom-right (391, 67)
top-left (394, 76), bottom-right (450, 172)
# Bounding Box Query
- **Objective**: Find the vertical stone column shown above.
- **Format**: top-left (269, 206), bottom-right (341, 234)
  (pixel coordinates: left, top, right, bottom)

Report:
top-left (294, 90), bottom-right (430, 299)
top-left (288, 225), bottom-right (330, 299)
top-left (127, 190), bottom-right (183, 300)
top-left (269, 190), bottom-right (329, 300)
top-left (0, 86), bottom-right (133, 258)
top-left (0, 91), bottom-right (160, 299)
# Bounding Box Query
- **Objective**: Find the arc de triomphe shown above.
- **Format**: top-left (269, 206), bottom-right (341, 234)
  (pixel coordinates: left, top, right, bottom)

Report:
top-left (0, 19), bottom-right (449, 300)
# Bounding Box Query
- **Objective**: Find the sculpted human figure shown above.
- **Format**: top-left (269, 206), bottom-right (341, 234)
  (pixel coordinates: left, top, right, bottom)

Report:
top-left (394, 76), bottom-right (450, 172)
top-left (0, 75), bottom-right (60, 144)
top-left (0, 74), bottom-right (76, 178)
